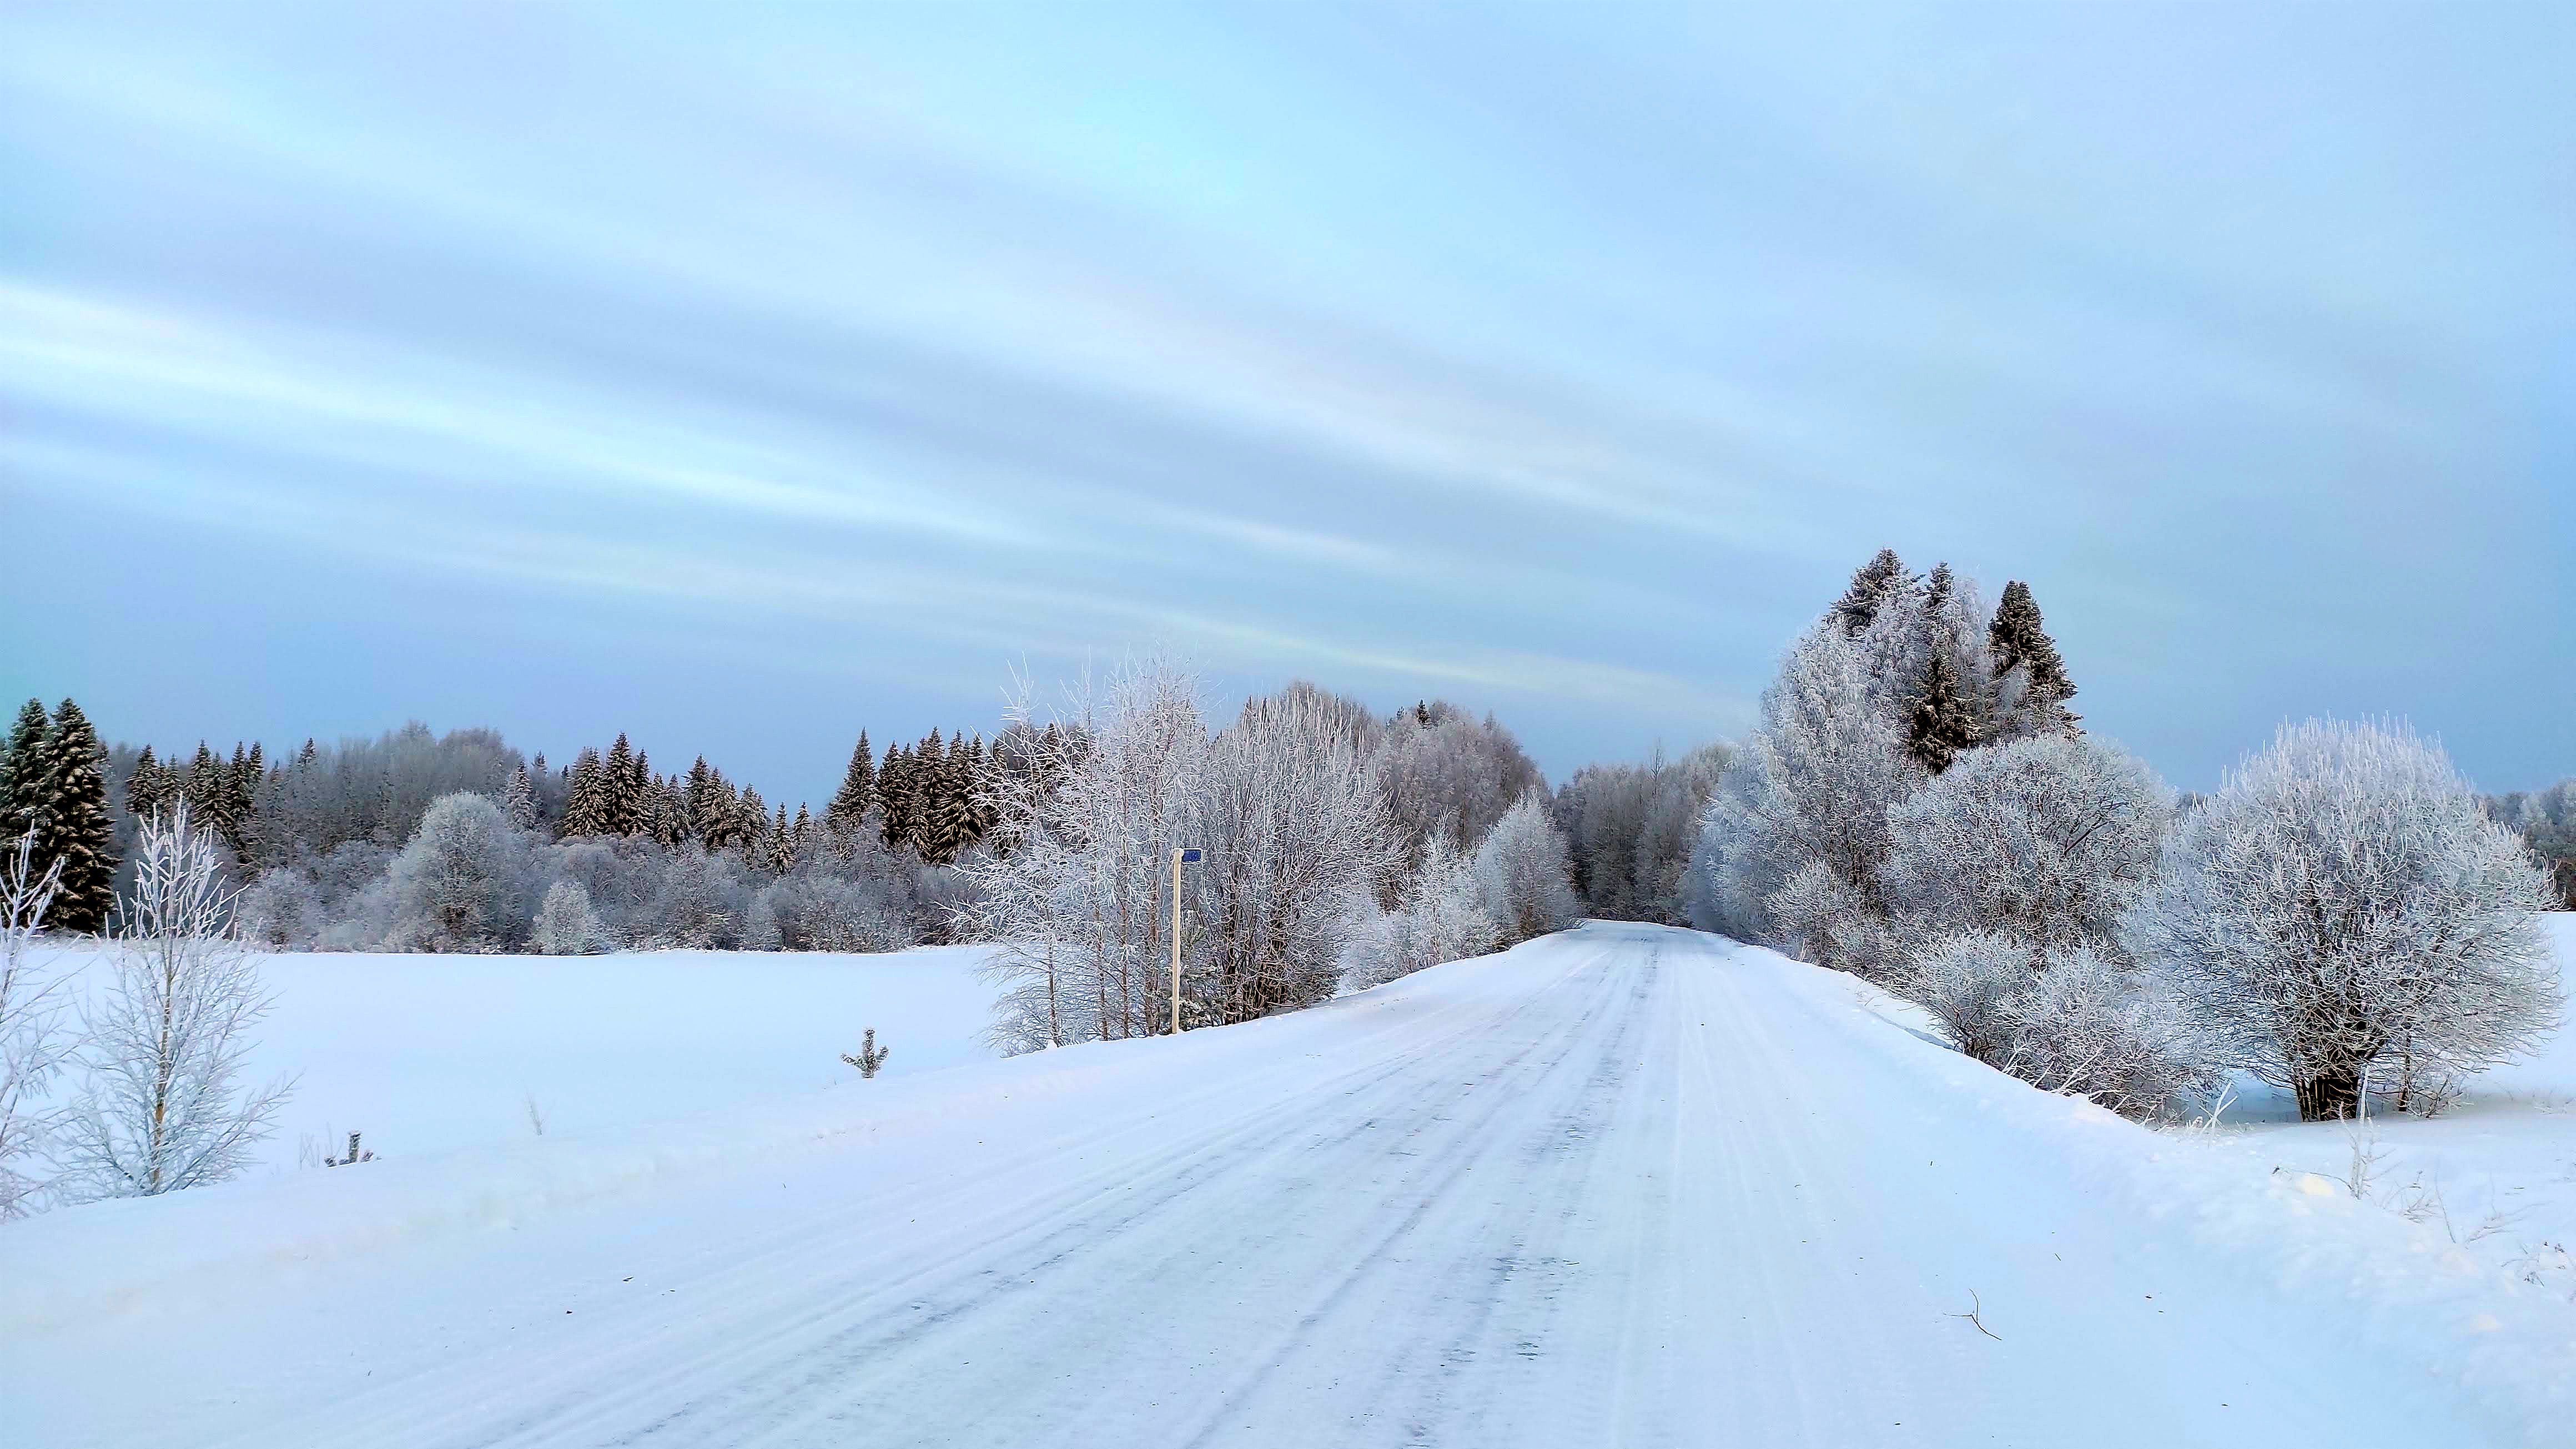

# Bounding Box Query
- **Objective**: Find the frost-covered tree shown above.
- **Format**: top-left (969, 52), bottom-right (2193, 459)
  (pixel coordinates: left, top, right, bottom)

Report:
top-left (0, 831), bottom-right (69, 1217)
top-left (2128, 718), bottom-right (2559, 1121)
top-left (531, 879), bottom-right (607, 955)
top-left (964, 656), bottom-right (1212, 1050)
top-left (1556, 743), bottom-right (1732, 924)
top-left (1693, 623), bottom-right (1918, 967)
top-left (1344, 836), bottom-right (1496, 990)
top-left (56, 803), bottom-right (293, 1199)
top-left (1473, 792), bottom-right (1581, 944)
top-left (382, 792), bottom-right (534, 950)
top-left (1370, 701), bottom-right (1544, 880)
top-left (501, 765), bottom-right (540, 832)
top-left (1881, 734), bottom-right (2170, 954)
top-left (1189, 687), bottom-right (1395, 1023)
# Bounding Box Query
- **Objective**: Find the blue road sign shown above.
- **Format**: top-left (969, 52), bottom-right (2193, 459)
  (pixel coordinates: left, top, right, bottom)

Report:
top-left (1178, 848), bottom-right (1202, 862)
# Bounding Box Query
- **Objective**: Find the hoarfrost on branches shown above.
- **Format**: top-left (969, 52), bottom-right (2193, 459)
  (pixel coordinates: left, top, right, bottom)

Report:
top-left (55, 803), bottom-right (294, 1199)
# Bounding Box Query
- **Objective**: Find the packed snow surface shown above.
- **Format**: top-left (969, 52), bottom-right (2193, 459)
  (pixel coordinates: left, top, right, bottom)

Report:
top-left (6, 924), bottom-right (2569, 1447)
top-left (26, 942), bottom-right (1000, 1171)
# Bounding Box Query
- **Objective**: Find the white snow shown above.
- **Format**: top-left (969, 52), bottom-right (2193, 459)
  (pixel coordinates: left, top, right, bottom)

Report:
top-left (4, 923), bottom-right (2569, 1446)
top-left (23, 942), bottom-right (1001, 1173)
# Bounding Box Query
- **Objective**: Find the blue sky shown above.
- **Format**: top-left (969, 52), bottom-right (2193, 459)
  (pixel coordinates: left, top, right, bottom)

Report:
top-left (2, 3), bottom-right (2567, 807)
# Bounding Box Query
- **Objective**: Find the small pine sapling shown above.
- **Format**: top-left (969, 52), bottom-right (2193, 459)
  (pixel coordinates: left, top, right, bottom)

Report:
top-left (842, 1028), bottom-right (890, 1079)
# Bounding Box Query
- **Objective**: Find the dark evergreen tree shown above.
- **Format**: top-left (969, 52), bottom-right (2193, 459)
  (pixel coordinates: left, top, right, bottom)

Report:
top-left (1904, 653), bottom-right (1982, 774)
top-left (562, 746), bottom-right (610, 837)
top-left (1988, 580), bottom-right (2080, 734)
top-left (36, 700), bottom-right (118, 933)
top-left (879, 743), bottom-right (917, 853)
top-left (684, 756), bottom-right (716, 841)
top-left (1832, 548), bottom-right (1910, 636)
top-left (182, 742), bottom-right (238, 849)
top-left (1, 699), bottom-right (48, 831)
top-left (124, 744), bottom-right (175, 824)
top-left (603, 733), bottom-right (638, 835)
top-left (827, 732), bottom-right (875, 836)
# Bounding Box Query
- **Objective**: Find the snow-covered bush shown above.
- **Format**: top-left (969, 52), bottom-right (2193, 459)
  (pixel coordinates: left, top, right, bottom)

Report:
top-left (1991, 945), bottom-right (2213, 1120)
top-left (758, 872), bottom-right (909, 953)
top-left (1899, 931), bottom-right (2027, 1065)
top-left (531, 879), bottom-right (607, 955)
top-left (1881, 734), bottom-right (2170, 954)
top-left (1904, 931), bottom-right (2209, 1119)
top-left (1473, 792), bottom-right (1580, 945)
top-left (56, 803), bottom-right (292, 1199)
top-left (2127, 718), bottom-right (2560, 1121)
top-left (1768, 861), bottom-right (1904, 982)
top-left (236, 865), bottom-right (325, 948)
top-left (1344, 838), bottom-right (1496, 992)
top-left (646, 844), bottom-right (750, 949)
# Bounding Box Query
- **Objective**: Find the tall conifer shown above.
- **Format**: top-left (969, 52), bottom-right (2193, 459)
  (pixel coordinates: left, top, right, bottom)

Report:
top-left (1832, 549), bottom-right (1910, 636)
top-left (827, 732), bottom-right (875, 836)
top-left (36, 701), bottom-right (118, 933)
top-left (1989, 581), bottom-right (2080, 735)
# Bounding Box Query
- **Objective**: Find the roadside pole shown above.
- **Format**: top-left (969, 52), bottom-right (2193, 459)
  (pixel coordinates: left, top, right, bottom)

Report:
top-left (1170, 847), bottom-right (1200, 1035)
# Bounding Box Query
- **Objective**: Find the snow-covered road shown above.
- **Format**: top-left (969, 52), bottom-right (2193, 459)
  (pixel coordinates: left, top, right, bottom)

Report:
top-left (4, 924), bottom-right (2550, 1446)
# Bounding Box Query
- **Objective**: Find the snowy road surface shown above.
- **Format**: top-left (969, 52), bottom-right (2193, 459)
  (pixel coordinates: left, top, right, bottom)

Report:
top-left (4, 924), bottom-right (2553, 1447)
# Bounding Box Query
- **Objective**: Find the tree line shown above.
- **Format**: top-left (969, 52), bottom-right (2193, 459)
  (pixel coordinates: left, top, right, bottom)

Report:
top-left (1689, 549), bottom-right (2567, 1123)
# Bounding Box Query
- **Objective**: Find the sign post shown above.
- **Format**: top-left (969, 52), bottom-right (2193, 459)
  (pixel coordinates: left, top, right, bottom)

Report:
top-left (1170, 847), bottom-right (1200, 1035)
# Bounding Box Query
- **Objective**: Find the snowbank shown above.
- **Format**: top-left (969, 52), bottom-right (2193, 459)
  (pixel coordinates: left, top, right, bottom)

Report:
top-left (1783, 919), bottom-right (2576, 1443)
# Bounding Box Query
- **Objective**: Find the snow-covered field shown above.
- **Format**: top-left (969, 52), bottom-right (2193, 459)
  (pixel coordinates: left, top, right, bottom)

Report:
top-left (6, 923), bottom-right (2570, 1447)
top-left (25, 942), bottom-right (1001, 1173)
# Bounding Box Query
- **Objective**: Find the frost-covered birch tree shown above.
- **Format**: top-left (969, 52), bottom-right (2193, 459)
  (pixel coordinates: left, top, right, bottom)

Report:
top-left (963, 656), bottom-right (1208, 1050)
top-left (57, 802), bottom-right (294, 1199)
top-left (0, 831), bottom-right (70, 1217)
top-left (2129, 718), bottom-right (2559, 1121)
top-left (1189, 688), bottom-right (1395, 1023)
top-left (1474, 792), bottom-right (1581, 944)
top-left (1694, 622), bottom-right (1919, 968)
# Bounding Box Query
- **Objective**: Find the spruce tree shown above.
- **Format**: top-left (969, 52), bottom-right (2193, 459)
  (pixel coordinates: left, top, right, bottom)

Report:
top-left (827, 732), bottom-right (875, 836)
top-left (1832, 549), bottom-right (1910, 636)
top-left (1904, 653), bottom-right (1982, 774)
top-left (684, 756), bottom-right (715, 841)
top-left (502, 765), bottom-right (540, 831)
top-left (183, 743), bottom-right (237, 849)
top-left (1, 699), bottom-right (49, 841)
top-left (36, 701), bottom-right (119, 933)
top-left (879, 744), bottom-right (915, 853)
top-left (1988, 581), bottom-right (2080, 735)
top-left (603, 734), bottom-right (637, 835)
top-left (124, 744), bottom-right (172, 823)
top-left (563, 747), bottom-right (608, 837)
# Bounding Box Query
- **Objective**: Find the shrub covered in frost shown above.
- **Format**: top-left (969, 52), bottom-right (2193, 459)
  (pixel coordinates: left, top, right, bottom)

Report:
top-left (2127, 718), bottom-right (2559, 1121)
